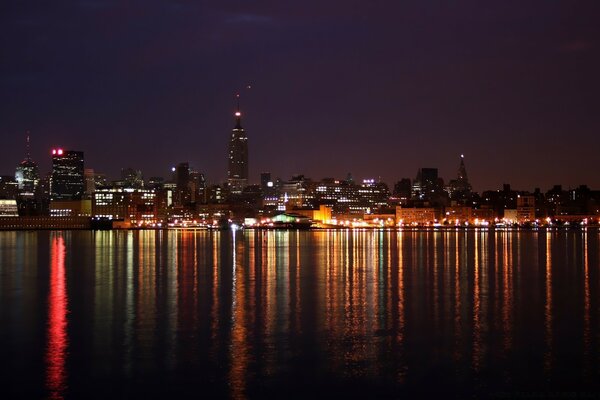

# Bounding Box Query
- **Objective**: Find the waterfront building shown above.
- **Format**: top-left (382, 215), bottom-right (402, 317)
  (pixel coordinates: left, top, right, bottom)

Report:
top-left (92, 188), bottom-right (157, 225)
top-left (396, 206), bottom-right (439, 225)
top-left (0, 199), bottom-right (19, 217)
top-left (50, 148), bottom-right (84, 201)
top-left (49, 200), bottom-right (92, 217)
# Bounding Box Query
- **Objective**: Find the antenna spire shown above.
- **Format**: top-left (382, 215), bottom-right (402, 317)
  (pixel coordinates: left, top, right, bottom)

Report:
top-left (234, 93), bottom-right (242, 129)
top-left (25, 131), bottom-right (31, 160)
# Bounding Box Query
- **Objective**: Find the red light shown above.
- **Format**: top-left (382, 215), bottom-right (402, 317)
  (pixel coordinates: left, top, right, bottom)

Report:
top-left (57, 149), bottom-right (63, 155)
top-left (46, 235), bottom-right (68, 399)
top-left (52, 149), bottom-right (57, 155)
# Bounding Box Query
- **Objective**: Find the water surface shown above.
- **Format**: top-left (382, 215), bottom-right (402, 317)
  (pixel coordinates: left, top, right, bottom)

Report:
top-left (1, 229), bottom-right (599, 398)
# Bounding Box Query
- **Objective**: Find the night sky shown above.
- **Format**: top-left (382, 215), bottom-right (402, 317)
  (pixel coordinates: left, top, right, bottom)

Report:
top-left (1, 1), bottom-right (599, 191)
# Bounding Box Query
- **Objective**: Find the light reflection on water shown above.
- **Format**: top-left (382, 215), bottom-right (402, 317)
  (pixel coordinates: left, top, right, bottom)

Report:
top-left (0, 229), bottom-right (599, 398)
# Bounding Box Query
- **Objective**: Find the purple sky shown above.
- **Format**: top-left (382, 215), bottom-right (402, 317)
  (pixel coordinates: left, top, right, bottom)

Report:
top-left (1, 1), bottom-right (599, 191)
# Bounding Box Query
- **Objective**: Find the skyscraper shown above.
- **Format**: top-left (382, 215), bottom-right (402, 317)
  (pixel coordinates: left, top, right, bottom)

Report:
top-left (15, 135), bottom-right (39, 196)
top-left (227, 102), bottom-right (248, 194)
top-left (50, 148), bottom-right (84, 200)
top-left (412, 168), bottom-right (439, 200)
top-left (447, 154), bottom-right (472, 201)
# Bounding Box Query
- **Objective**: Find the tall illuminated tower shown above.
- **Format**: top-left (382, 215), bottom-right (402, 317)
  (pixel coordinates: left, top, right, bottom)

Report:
top-left (15, 134), bottom-right (40, 195)
top-left (227, 97), bottom-right (248, 194)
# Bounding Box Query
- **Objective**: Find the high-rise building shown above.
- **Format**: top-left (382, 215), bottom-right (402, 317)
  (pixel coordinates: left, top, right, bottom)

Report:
top-left (447, 154), bottom-right (472, 201)
top-left (227, 104), bottom-right (248, 194)
top-left (14, 135), bottom-right (39, 195)
top-left (189, 169), bottom-right (206, 203)
top-left (50, 148), bottom-right (84, 200)
top-left (412, 168), bottom-right (439, 200)
top-left (393, 178), bottom-right (412, 200)
top-left (84, 168), bottom-right (96, 197)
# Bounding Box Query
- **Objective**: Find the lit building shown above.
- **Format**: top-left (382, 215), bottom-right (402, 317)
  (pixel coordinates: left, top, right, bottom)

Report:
top-left (92, 188), bottom-right (157, 225)
top-left (15, 136), bottom-right (40, 196)
top-left (50, 148), bottom-right (84, 201)
top-left (227, 105), bottom-right (249, 194)
top-left (396, 206), bottom-right (439, 225)
top-left (0, 199), bottom-right (19, 217)
top-left (49, 200), bottom-right (92, 217)
top-left (280, 175), bottom-right (314, 209)
top-left (314, 178), bottom-right (360, 214)
top-left (84, 168), bottom-right (96, 197)
top-left (357, 178), bottom-right (390, 214)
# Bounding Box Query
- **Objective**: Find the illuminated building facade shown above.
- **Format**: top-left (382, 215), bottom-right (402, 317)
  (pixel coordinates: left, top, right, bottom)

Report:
top-left (92, 188), bottom-right (157, 224)
top-left (280, 175), bottom-right (314, 209)
top-left (357, 179), bottom-right (390, 214)
top-left (314, 178), bottom-right (360, 214)
top-left (396, 206), bottom-right (439, 225)
top-left (0, 199), bottom-right (19, 216)
top-left (50, 149), bottom-right (84, 201)
top-left (15, 159), bottom-right (39, 195)
top-left (227, 108), bottom-right (248, 194)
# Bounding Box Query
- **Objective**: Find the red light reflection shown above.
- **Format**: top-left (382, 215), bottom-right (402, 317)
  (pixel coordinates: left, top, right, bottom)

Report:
top-left (46, 235), bottom-right (68, 400)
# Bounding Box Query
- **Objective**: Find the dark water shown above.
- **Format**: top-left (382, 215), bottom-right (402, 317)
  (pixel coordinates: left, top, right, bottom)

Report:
top-left (1, 229), bottom-right (599, 399)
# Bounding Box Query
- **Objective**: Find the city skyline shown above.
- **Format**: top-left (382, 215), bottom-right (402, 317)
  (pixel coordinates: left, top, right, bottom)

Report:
top-left (1, 1), bottom-right (599, 189)
top-left (2, 133), bottom-right (600, 194)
